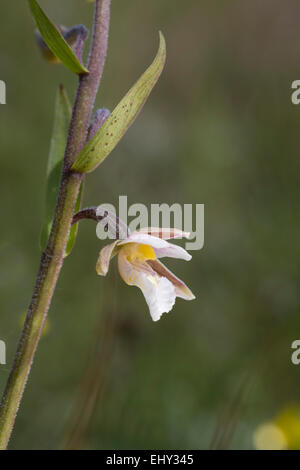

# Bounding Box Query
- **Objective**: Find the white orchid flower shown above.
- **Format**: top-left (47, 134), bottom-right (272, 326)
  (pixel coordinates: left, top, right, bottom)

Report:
top-left (96, 228), bottom-right (195, 321)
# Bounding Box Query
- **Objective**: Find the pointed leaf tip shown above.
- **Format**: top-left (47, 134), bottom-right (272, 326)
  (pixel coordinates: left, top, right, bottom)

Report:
top-left (28, 0), bottom-right (89, 75)
top-left (72, 32), bottom-right (166, 173)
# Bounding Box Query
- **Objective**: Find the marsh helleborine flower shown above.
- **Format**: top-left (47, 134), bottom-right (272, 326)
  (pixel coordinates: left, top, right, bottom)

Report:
top-left (96, 228), bottom-right (195, 321)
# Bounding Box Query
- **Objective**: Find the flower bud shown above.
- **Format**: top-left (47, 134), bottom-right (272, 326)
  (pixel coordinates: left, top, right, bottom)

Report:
top-left (88, 108), bottom-right (111, 140)
top-left (35, 24), bottom-right (88, 64)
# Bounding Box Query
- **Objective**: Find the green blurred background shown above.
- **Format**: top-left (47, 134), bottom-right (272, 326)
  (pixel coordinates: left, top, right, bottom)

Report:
top-left (1, 0), bottom-right (300, 450)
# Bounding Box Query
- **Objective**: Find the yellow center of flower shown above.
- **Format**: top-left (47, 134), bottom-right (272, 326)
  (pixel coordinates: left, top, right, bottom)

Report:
top-left (126, 243), bottom-right (156, 262)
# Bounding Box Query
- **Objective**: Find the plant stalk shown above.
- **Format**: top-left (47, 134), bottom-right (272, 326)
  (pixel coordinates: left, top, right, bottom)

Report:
top-left (0, 0), bottom-right (111, 449)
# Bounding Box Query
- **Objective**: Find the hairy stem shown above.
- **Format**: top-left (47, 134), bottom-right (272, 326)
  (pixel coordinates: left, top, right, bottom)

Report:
top-left (72, 206), bottom-right (101, 224)
top-left (64, 0), bottom-right (110, 170)
top-left (0, 0), bottom-right (111, 449)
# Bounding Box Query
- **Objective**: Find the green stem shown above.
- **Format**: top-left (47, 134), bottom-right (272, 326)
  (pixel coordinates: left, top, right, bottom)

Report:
top-left (0, 0), bottom-right (111, 449)
top-left (0, 171), bottom-right (82, 450)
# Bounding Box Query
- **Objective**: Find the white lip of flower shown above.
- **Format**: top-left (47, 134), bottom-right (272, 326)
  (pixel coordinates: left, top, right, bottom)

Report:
top-left (96, 227), bottom-right (195, 322)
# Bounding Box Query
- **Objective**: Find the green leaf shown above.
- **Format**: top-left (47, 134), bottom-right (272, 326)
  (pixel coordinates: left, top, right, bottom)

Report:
top-left (40, 86), bottom-right (71, 250)
top-left (65, 182), bottom-right (83, 257)
top-left (28, 0), bottom-right (89, 75)
top-left (41, 86), bottom-right (83, 256)
top-left (72, 32), bottom-right (166, 174)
